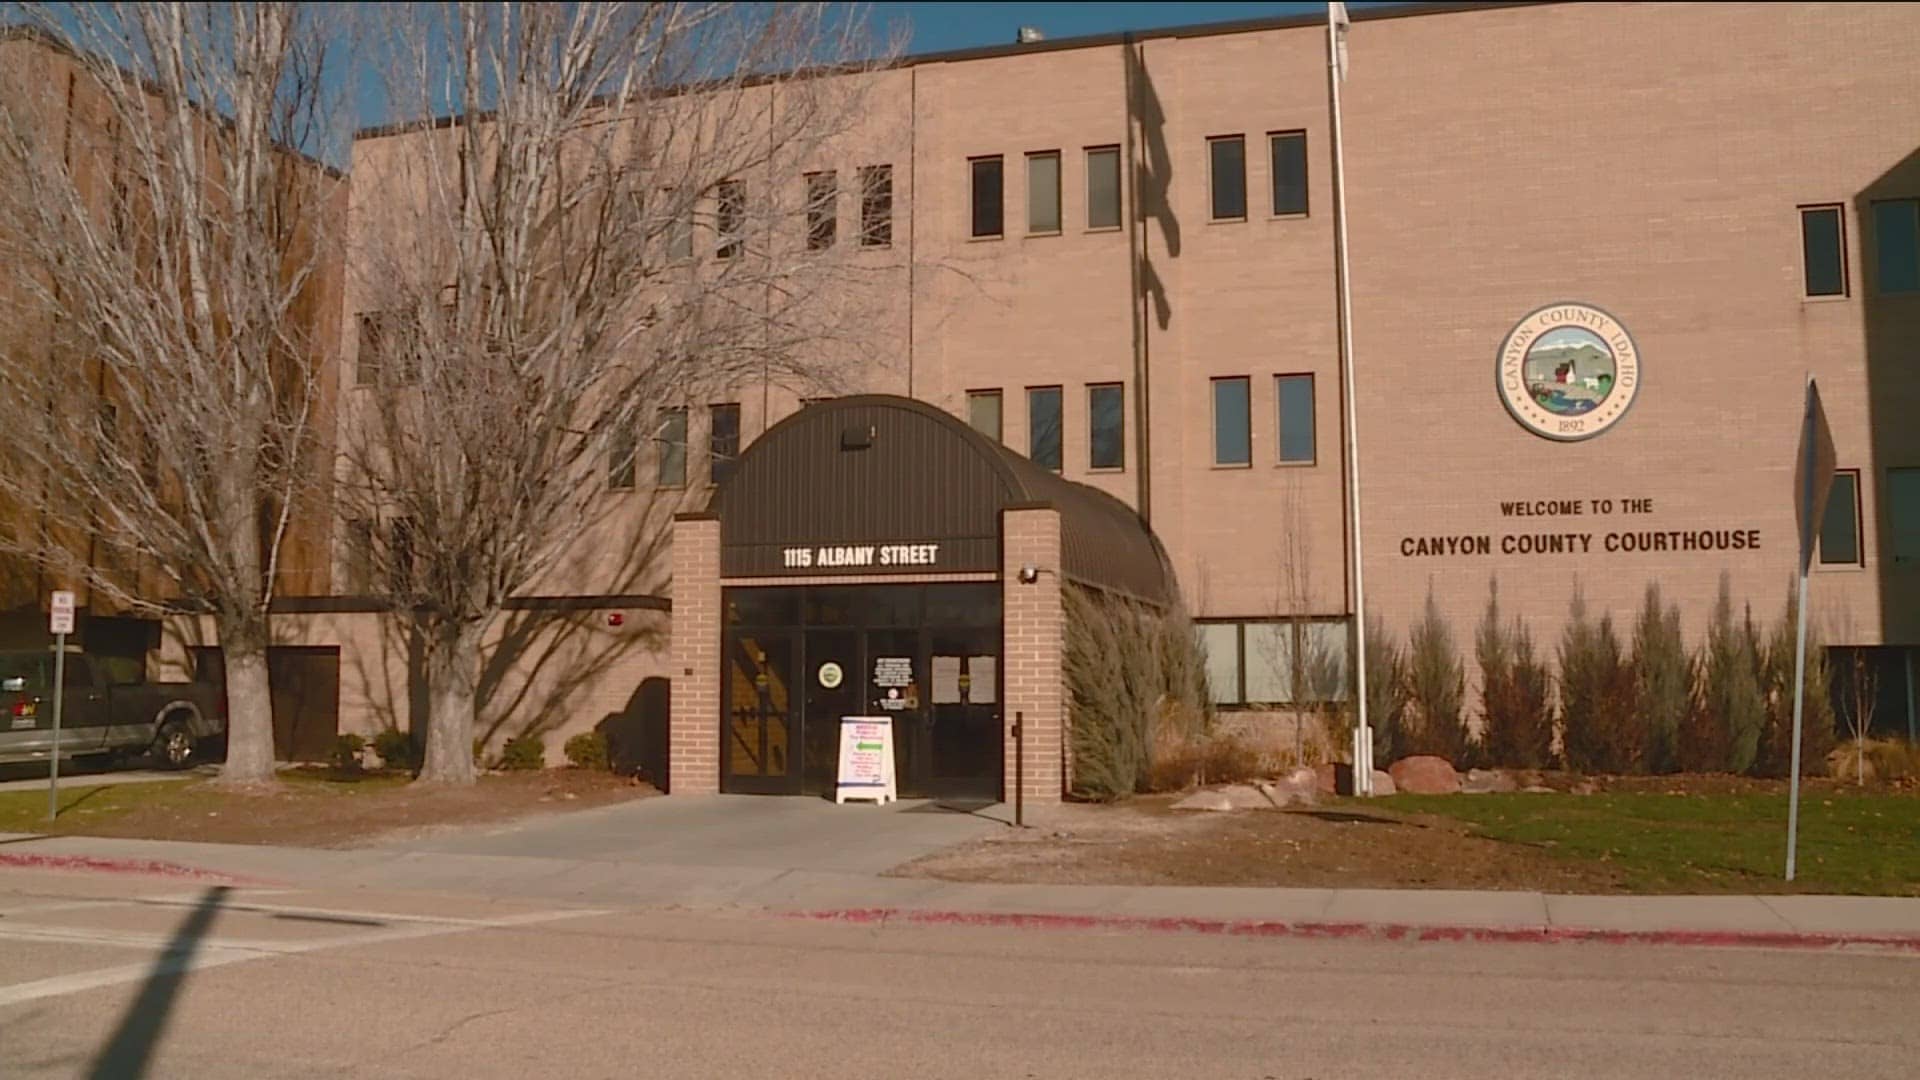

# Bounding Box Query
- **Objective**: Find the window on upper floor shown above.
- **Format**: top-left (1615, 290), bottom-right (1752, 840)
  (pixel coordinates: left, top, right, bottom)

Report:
top-left (1800, 205), bottom-right (1847, 298)
top-left (1088, 383), bottom-right (1124, 471)
top-left (709, 403), bottom-right (741, 485)
top-left (715, 180), bottom-right (745, 259)
top-left (1819, 469), bottom-right (1861, 566)
top-left (1027, 150), bottom-right (1061, 234)
top-left (1027, 385), bottom-right (1061, 471)
top-left (970, 156), bottom-right (1004, 239)
top-left (1276, 373), bottom-right (1315, 465)
top-left (1212, 376), bottom-right (1251, 466)
top-left (1269, 131), bottom-right (1307, 216)
top-left (664, 189), bottom-right (693, 260)
top-left (656, 408), bottom-right (688, 488)
top-left (1086, 146), bottom-right (1121, 230)
top-left (967, 389), bottom-right (1002, 443)
top-left (608, 422), bottom-right (638, 491)
top-left (805, 171), bottom-right (837, 251)
top-left (1873, 198), bottom-right (1919, 294)
top-left (1209, 135), bottom-right (1246, 221)
top-left (1889, 467), bottom-right (1920, 563)
top-left (860, 164), bottom-right (893, 247)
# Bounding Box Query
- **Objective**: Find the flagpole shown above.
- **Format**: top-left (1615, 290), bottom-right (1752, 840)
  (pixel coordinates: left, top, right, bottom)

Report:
top-left (1786, 373), bottom-right (1814, 881)
top-left (1328, 3), bottom-right (1371, 795)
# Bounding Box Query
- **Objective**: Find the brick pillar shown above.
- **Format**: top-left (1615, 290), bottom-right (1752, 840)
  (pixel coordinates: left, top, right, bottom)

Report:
top-left (1001, 505), bottom-right (1064, 805)
top-left (668, 513), bottom-right (721, 795)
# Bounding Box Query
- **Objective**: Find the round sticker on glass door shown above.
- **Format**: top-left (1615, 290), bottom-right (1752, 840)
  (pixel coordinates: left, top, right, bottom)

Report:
top-left (816, 661), bottom-right (844, 689)
top-left (1496, 303), bottom-right (1640, 441)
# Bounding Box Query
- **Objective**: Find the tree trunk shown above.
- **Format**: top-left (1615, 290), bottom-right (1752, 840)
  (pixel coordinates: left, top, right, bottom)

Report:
top-left (418, 619), bottom-right (482, 785)
top-left (214, 614), bottom-right (277, 787)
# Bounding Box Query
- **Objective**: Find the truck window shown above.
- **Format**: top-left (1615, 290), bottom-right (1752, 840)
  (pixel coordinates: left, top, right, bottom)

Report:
top-left (98, 656), bottom-right (145, 686)
top-left (1, 653), bottom-right (47, 694)
top-left (61, 656), bottom-right (93, 688)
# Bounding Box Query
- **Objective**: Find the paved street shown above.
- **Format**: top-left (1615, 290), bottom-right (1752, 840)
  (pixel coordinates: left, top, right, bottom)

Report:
top-left (1, 867), bottom-right (1917, 1080)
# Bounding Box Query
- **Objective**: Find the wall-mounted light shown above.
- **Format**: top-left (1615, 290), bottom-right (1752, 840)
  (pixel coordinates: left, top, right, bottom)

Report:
top-left (1017, 564), bottom-right (1053, 585)
top-left (607, 612), bottom-right (625, 627)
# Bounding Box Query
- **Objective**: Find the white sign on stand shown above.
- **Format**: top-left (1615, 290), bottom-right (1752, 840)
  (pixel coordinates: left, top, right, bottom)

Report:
top-left (834, 716), bottom-right (896, 805)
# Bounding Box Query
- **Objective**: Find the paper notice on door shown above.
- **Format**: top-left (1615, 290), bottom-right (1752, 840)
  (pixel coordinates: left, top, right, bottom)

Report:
top-left (968, 656), bottom-right (996, 704)
top-left (932, 655), bottom-right (961, 704)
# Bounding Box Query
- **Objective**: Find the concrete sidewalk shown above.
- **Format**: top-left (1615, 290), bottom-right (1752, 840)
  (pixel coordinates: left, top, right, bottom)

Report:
top-left (3, 828), bottom-right (1919, 950)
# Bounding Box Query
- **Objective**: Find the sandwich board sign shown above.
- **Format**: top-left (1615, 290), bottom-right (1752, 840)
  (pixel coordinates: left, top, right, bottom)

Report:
top-left (834, 716), bottom-right (896, 805)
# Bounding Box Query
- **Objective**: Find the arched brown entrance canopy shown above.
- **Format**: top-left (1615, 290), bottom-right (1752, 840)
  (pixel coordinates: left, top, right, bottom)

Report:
top-left (708, 395), bottom-right (1170, 603)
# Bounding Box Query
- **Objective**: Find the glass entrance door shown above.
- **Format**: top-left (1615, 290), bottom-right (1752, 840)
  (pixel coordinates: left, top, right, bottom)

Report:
top-left (722, 630), bottom-right (798, 794)
top-left (927, 628), bottom-right (1003, 800)
top-left (801, 629), bottom-right (860, 796)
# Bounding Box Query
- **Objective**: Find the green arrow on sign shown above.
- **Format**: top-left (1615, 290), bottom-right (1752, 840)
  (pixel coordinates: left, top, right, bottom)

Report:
top-left (855, 742), bottom-right (883, 751)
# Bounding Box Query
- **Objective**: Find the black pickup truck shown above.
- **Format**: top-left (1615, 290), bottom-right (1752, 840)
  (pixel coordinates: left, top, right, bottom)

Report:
top-left (0, 648), bottom-right (225, 768)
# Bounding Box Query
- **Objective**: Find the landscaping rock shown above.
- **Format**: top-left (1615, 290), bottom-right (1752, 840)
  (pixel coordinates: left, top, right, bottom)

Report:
top-left (1369, 769), bottom-right (1396, 796)
top-left (1258, 779), bottom-right (1320, 809)
top-left (1388, 755), bottom-right (1462, 795)
top-left (1172, 789), bottom-right (1235, 812)
top-left (1571, 779), bottom-right (1599, 795)
top-left (1463, 768), bottom-right (1519, 794)
top-left (1521, 784), bottom-right (1554, 793)
top-left (1314, 762), bottom-right (1339, 795)
top-left (1219, 784), bottom-right (1276, 811)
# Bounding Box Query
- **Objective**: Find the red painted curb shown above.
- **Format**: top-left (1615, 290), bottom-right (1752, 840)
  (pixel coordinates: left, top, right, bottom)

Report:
top-left (0, 851), bottom-right (264, 885)
top-left (784, 907), bottom-right (1920, 954)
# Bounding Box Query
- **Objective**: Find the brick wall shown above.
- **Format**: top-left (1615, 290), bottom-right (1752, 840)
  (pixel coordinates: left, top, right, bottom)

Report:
top-left (668, 515), bottom-right (721, 794)
top-left (1002, 506), bottom-right (1065, 803)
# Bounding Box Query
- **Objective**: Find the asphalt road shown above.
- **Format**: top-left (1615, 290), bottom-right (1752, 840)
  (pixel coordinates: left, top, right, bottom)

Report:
top-left (2, 869), bottom-right (1916, 1080)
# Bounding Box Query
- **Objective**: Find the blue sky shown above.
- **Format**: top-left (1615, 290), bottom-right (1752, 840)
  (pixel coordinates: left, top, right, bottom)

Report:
top-left (870, 2), bottom-right (1393, 55)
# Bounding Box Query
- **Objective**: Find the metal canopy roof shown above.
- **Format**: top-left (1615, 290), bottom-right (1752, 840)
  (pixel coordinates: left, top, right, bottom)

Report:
top-left (708, 395), bottom-right (1171, 603)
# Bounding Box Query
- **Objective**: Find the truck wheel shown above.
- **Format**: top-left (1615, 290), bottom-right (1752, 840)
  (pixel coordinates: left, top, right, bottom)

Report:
top-left (154, 718), bottom-right (196, 770)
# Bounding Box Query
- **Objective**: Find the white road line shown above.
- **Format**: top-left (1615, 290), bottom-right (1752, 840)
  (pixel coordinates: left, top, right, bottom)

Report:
top-left (0, 906), bottom-right (608, 1009)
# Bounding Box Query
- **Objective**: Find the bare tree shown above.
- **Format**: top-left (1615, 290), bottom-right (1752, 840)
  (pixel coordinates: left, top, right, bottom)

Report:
top-left (1253, 474), bottom-right (1334, 763)
top-left (1843, 650), bottom-right (1879, 786)
top-left (343, 3), bottom-right (897, 783)
top-left (0, 5), bottom-right (349, 786)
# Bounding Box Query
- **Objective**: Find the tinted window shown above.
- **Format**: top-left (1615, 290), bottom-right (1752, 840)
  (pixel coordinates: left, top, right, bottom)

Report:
top-left (1874, 199), bottom-right (1919, 293)
top-left (609, 423), bottom-right (637, 490)
top-left (1277, 374), bottom-right (1315, 464)
top-left (726, 587), bottom-right (800, 627)
top-left (1209, 136), bottom-right (1246, 220)
top-left (0, 653), bottom-right (47, 695)
top-left (715, 180), bottom-right (744, 259)
top-left (657, 408), bottom-right (687, 487)
top-left (1819, 470), bottom-right (1860, 565)
top-left (860, 165), bottom-right (893, 247)
top-left (1027, 151), bottom-right (1060, 233)
top-left (970, 157), bottom-right (1004, 238)
top-left (968, 390), bottom-right (1002, 442)
top-left (1199, 623), bottom-right (1241, 705)
top-left (1801, 206), bottom-right (1845, 297)
top-left (1270, 131), bottom-right (1307, 215)
top-left (665, 191), bottom-right (693, 259)
top-left (709, 403), bottom-right (741, 485)
top-left (1088, 383), bottom-right (1124, 470)
top-left (62, 656), bottom-right (92, 689)
top-left (1212, 377), bottom-right (1251, 466)
top-left (805, 171), bottom-right (836, 251)
top-left (1086, 146), bottom-right (1121, 230)
top-left (1890, 467), bottom-right (1920, 561)
top-left (1027, 386), bottom-right (1062, 471)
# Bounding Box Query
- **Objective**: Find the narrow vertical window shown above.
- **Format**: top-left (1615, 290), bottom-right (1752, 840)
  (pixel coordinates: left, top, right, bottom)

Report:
top-left (805, 170), bottom-right (836, 251)
top-left (1269, 131), bottom-right (1307, 216)
top-left (656, 408), bottom-right (688, 487)
top-left (968, 389), bottom-right (1002, 442)
top-left (1800, 205), bottom-right (1846, 297)
top-left (1027, 150), bottom-right (1061, 234)
top-left (1209, 135), bottom-right (1246, 221)
top-left (1088, 383), bottom-right (1124, 471)
top-left (1086, 146), bottom-right (1121, 229)
top-left (1200, 623), bottom-right (1243, 705)
top-left (859, 164), bottom-right (893, 247)
top-left (709, 403), bottom-right (741, 485)
top-left (1873, 198), bottom-right (1919, 294)
top-left (1276, 373), bottom-right (1315, 464)
top-left (1890, 467), bottom-right (1920, 562)
top-left (609, 423), bottom-right (637, 490)
top-left (970, 156), bottom-right (1004, 239)
top-left (1027, 386), bottom-right (1062, 472)
top-left (1212, 376), bottom-right (1251, 466)
top-left (665, 190), bottom-right (693, 260)
top-left (1819, 469), bottom-right (1861, 565)
top-left (715, 180), bottom-right (744, 259)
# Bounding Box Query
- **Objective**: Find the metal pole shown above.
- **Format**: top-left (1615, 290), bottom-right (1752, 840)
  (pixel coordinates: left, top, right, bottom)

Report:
top-left (1328, 5), bottom-right (1370, 795)
top-left (1786, 376), bottom-right (1815, 882)
top-left (48, 633), bottom-right (66, 821)
top-left (1014, 710), bottom-right (1025, 828)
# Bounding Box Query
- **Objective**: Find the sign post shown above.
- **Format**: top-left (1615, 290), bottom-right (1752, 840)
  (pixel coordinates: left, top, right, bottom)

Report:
top-left (1786, 376), bottom-right (1836, 882)
top-left (47, 590), bottom-right (75, 822)
top-left (833, 716), bottom-right (896, 805)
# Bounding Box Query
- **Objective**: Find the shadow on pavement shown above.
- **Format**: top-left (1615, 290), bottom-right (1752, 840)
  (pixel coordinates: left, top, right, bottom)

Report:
top-left (85, 884), bottom-right (230, 1080)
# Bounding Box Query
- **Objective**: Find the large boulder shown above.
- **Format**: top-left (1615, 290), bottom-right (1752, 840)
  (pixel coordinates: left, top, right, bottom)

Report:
top-left (1388, 755), bottom-right (1462, 795)
top-left (1463, 768), bottom-right (1520, 794)
top-left (1369, 769), bottom-right (1397, 796)
top-left (1258, 775), bottom-right (1320, 808)
top-left (1314, 762), bottom-right (1339, 795)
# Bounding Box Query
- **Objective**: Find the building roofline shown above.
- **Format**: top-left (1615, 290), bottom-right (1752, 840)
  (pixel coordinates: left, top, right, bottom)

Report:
top-left (351, 1), bottom-right (1562, 144)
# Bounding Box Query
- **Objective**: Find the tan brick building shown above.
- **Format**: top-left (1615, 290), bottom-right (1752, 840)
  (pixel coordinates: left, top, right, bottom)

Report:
top-left (197, 1), bottom-right (1920, 791)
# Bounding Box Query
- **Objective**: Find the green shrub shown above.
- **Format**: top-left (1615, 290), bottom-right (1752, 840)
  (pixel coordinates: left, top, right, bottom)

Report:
top-left (564, 731), bottom-right (610, 770)
top-left (329, 733), bottom-right (367, 773)
top-left (1559, 587), bottom-right (1640, 774)
top-left (1757, 582), bottom-right (1837, 777)
top-left (1631, 584), bottom-right (1688, 774)
top-left (372, 728), bottom-right (420, 772)
top-left (1864, 737), bottom-right (1920, 782)
top-left (1701, 576), bottom-right (1769, 774)
top-left (1404, 587), bottom-right (1468, 764)
top-left (1477, 578), bottom-right (1552, 769)
top-left (1065, 586), bottom-right (1211, 801)
top-left (1363, 614), bottom-right (1409, 764)
top-left (499, 734), bottom-right (545, 771)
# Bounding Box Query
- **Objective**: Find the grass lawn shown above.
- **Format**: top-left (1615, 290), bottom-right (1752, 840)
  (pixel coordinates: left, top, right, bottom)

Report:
top-left (0, 771), bottom-right (411, 836)
top-left (1376, 791), bottom-right (1920, 895)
